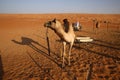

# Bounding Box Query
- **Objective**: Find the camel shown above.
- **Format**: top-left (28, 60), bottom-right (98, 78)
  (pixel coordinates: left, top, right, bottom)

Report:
top-left (44, 19), bottom-right (75, 67)
top-left (95, 21), bottom-right (100, 29)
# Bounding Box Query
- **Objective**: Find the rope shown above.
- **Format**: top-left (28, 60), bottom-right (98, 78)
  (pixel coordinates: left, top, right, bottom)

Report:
top-left (46, 27), bottom-right (51, 56)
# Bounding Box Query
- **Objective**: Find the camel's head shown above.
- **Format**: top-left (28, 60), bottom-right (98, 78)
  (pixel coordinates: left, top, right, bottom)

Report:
top-left (44, 19), bottom-right (61, 30)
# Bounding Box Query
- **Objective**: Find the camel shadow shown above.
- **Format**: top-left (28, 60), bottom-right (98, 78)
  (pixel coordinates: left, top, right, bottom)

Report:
top-left (0, 55), bottom-right (4, 80)
top-left (11, 37), bottom-right (62, 68)
top-left (12, 37), bottom-right (47, 49)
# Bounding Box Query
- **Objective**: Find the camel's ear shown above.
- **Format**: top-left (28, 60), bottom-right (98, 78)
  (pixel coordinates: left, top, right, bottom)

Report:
top-left (53, 18), bottom-right (56, 23)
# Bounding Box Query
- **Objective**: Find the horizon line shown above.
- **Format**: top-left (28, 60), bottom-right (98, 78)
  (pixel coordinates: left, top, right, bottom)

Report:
top-left (0, 12), bottom-right (120, 15)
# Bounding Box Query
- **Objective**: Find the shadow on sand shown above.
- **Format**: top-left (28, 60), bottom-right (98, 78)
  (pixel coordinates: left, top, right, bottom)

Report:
top-left (90, 42), bottom-right (120, 50)
top-left (11, 37), bottom-right (62, 68)
top-left (26, 52), bottom-right (55, 80)
top-left (0, 54), bottom-right (4, 80)
top-left (74, 45), bottom-right (120, 61)
top-left (94, 39), bottom-right (120, 47)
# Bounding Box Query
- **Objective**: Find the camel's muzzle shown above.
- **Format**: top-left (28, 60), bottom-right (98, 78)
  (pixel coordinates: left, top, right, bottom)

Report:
top-left (44, 21), bottom-right (52, 27)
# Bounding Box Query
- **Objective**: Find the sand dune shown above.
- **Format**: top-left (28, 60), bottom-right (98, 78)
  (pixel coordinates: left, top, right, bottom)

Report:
top-left (0, 14), bottom-right (120, 80)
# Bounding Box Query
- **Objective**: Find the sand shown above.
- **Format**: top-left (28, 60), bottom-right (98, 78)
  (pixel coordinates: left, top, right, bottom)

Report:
top-left (0, 14), bottom-right (120, 80)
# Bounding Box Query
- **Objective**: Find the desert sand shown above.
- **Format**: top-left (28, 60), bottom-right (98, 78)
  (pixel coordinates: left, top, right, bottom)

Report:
top-left (0, 14), bottom-right (120, 80)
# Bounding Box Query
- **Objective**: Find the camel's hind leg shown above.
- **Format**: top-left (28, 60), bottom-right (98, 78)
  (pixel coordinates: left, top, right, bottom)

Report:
top-left (68, 42), bottom-right (73, 66)
top-left (62, 41), bottom-right (66, 68)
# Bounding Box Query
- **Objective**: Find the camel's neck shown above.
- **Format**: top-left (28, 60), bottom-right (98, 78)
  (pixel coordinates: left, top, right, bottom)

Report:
top-left (53, 23), bottom-right (75, 41)
top-left (54, 24), bottom-right (66, 37)
top-left (56, 23), bottom-right (74, 33)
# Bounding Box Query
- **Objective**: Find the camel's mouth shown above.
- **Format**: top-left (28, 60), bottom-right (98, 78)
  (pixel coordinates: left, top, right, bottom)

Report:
top-left (44, 19), bottom-right (56, 28)
top-left (44, 21), bottom-right (52, 27)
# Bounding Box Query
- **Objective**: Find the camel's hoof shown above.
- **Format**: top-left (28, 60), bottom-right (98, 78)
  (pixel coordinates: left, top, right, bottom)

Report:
top-left (62, 64), bottom-right (65, 68)
top-left (62, 66), bottom-right (65, 68)
top-left (68, 64), bottom-right (71, 67)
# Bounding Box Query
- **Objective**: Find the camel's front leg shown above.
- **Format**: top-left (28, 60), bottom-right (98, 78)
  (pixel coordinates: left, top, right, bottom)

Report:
top-left (62, 41), bottom-right (66, 68)
top-left (68, 42), bottom-right (73, 66)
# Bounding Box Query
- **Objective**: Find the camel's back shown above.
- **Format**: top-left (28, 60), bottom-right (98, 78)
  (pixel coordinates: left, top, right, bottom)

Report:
top-left (55, 20), bottom-right (75, 42)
